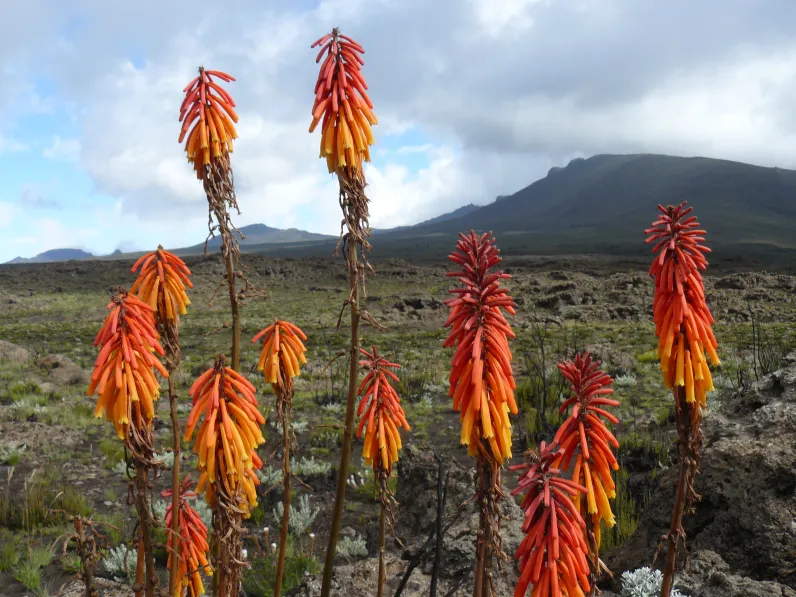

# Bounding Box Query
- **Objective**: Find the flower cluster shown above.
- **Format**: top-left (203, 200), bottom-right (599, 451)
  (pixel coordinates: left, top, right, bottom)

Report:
top-left (443, 230), bottom-right (517, 464)
top-left (162, 477), bottom-right (212, 597)
top-left (355, 346), bottom-right (410, 473)
top-left (130, 247), bottom-right (193, 323)
top-left (178, 68), bottom-right (239, 177)
top-left (511, 442), bottom-right (591, 597)
top-left (310, 28), bottom-right (378, 174)
top-left (553, 352), bottom-right (620, 548)
top-left (87, 291), bottom-right (168, 440)
top-left (645, 201), bottom-right (720, 410)
top-left (184, 357), bottom-right (265, 516)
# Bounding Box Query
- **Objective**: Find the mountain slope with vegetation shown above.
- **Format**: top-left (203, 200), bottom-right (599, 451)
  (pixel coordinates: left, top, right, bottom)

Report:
top-left (8, 154), bottom-right (796, 266)
top-left (372, 153), bottom-right (796, 257)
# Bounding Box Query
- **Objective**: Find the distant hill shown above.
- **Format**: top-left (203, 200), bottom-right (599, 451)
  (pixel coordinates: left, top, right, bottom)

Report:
top-left (6, 248), bottom-right (94, 264)
top-left (6, 224), bottom-right (335, 264)
top-left (8, 154), bottom-right (796, 265)
top-left (171, 223), bottom-right (335, 256)
top-left (209, 223), bottom-right (334, 247)
top-left (373, 204), bottom-right (482, 234)
top-left (364, 153), bottom-right (796, 260)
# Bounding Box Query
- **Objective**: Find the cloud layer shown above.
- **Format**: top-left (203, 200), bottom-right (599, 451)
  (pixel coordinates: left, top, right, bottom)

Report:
top-left (2, 0), bottom-right (796, 258)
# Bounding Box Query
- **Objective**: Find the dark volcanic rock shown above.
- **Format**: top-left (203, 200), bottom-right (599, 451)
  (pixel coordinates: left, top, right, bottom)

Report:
top-left (290, 444), bottom-right (524, 596)
top-left (675, 550), bottom-right (796, 596)
top-left (604, 361), bottom-right (796, 590)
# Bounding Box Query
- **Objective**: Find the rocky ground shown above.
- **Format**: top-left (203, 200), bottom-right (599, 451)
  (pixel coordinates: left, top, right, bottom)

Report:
top-left (603, 355), bottom-right (796, 596)
top-left (0, 255), bottom-right (795, 596)
top-left (288, 357), bottom-right (796, 596)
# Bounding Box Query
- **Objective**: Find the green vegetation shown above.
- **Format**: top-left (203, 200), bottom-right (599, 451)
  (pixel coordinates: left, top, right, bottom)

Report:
top-left (0, 530), bottom-right (21, 572)
top-left (13, 545), bottom-right (54, 592)
top-left (98, 436), bottom-right (125, 466)
top-left (0, 470), bottom-right (91, 531)
top-left (1, 248), bottom-right (796, 594)
top-left (60, 552), bottom-right (83, 575)
top-left (600, 467), bottom-right (643, 551)
top-left (93, 511), bottom-right (127, 546)
top-left (243, 546), bottom-right (320, 597)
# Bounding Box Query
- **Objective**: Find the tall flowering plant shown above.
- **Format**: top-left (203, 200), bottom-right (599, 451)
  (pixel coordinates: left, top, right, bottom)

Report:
top-left (510, 442), bottom-right (591, 597)
top-left (356, 345), bottom-right (410, 597)
top-left (183, 357), bottom-right (265, 596)
top-left (443, 230), bottom-right (518, 596)
top-left (130, 246), bottom-right (193, 595)
top-left (162, 477), bottom-right (212, 597)
top-left (309, 28), bottom-right (381, 597)
top-left (644, 201), bottom-right (719, 597)
top-left (252, 319), bottom-right (308, 597)
top-left (177, 64), bottom-right (250, 597)
top-left (552, 352), bottom-right (620, 588)
top-left (87, 290), bottom-right (168, 597)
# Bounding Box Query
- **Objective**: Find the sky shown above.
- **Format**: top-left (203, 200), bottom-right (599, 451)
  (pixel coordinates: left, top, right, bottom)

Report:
top-left (1, 0), bottom-right (796, 263)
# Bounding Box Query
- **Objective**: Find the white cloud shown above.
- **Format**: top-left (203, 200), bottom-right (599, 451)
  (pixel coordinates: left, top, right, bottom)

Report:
top-left (8, 217), bottom-right (96, 256)
top-left (2, 0), bottom-right (796, 260)
top-left (43, 136), bottom-right (81, 162)
top-left (468, 0), bottom-right (548, 37)
top-left (396, 144), bottom-right (435, 155)
top-left (0, 135), bottom-right (27, 154)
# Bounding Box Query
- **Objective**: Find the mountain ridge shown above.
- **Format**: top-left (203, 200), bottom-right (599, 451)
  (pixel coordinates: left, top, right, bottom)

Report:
top-left (6, 153), bottom-right (796, 264)
top-left (7, 248), bottom-right (95, 264)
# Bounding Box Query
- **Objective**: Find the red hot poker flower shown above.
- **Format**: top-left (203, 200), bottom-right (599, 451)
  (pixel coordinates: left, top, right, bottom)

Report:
top-left (645, 202), bottom-right (720, 409)
top-left (553, 352), bottom-right (620, 550)
top-left (183, 359), bottom-right (265, 515)
top-left (443, 230), bottom-right (517, 464)
top-left (510, 442), bottom-right (591, 597)
top-left (310, 28), bottom-right (378, 174)
top-left (355, 346), bottom-right (410, 474)
top-left (130, 247), bottom-right (193, 323)
top-left (88, 290), bottom-right (168, 439)
top-left (252, 320), bottom-right (309, 388)
top-left (178, 67), bottom-right (239, 178)
top-left (162, 476), bottom-right (212, 597)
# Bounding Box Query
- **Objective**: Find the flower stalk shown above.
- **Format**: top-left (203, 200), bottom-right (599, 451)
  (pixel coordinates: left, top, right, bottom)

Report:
top-left (161, 477), bottom-right (212, 597)
top-left (87, 290), bottom-right (168, 597)
top-left (510, 442), bottom-right (591, 597)
top-left (252, 319), bottom-right (309, 597)
top-left (443, 230), bottom-right (518, 596)
top-left (355, 345), bottom-right (409, 597)
top-left (644, 202), bottom-right (719, 597)
top-left (306, 27), bottom-right (380, 597)
top-left (552, 352), bottom-right (621, 591)
top-left (130, 247), bottom-right (193, 595)
top-left (178, 65), bottom-right (255, 596)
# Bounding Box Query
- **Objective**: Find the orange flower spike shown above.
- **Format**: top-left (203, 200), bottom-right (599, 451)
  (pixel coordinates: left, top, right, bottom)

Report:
top-left (309, 28), bottom-right (377, 174)
top-left (552, 352), bottom-right (620, 550)
top-left (162, 477), bottom-right (212, 597)
top-left (443, 230), bottom-right (517, 463)
top-left (87, 289), bottom-right (166, 439)
top-left (355, 346), bottom-right (409, 473)
top-left (184, 358), bottom-right (265, 515)
top-left (178, 67), bottom-right (238, 179)
top-left (252, 320), bottom-right (308, 387)
top-left (645, 201), bottom-right (719, 409)
top-left (510, 442), bottom-right (591, 597)
top-left (130, 246), bottom-right (193, 322)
